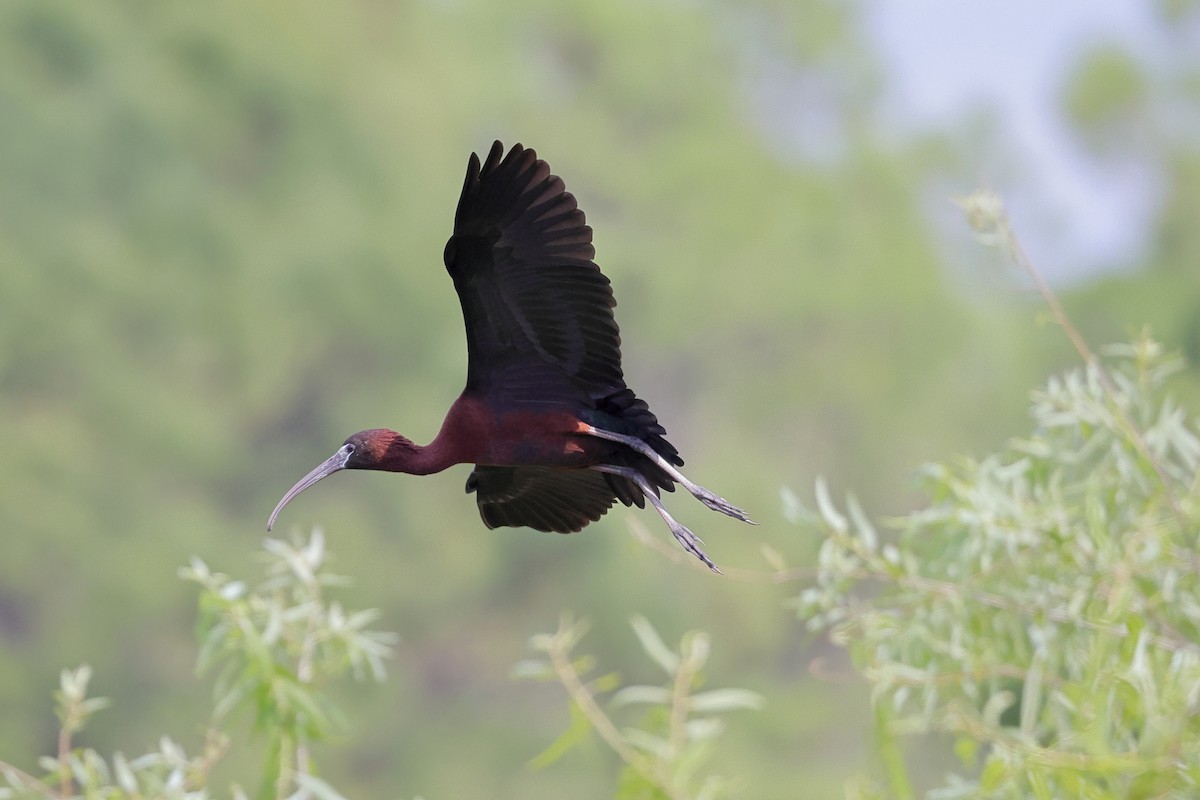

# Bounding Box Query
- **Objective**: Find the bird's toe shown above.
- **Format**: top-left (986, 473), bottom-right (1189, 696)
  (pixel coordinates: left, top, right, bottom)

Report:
top-left (670, 522), bottom-right (721, 574)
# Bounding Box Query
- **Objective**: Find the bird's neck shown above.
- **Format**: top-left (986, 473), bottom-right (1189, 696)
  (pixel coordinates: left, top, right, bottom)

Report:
top-left (372, 433), bottom-right (458, 476)
top-left (367, 395), bottom-right (489, 475)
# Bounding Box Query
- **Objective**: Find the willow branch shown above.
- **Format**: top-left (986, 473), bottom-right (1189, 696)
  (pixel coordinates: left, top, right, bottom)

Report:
top-left (959, 190), bottom-right (1185, 519)
top-left (544, 630), bottom-right (684, 799)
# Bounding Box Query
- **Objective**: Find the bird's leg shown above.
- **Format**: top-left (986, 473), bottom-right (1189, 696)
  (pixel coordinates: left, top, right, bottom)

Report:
top-left (580, 425), bottom-right (754, 524)
top-left (591, 464), bottom-right (721, 574)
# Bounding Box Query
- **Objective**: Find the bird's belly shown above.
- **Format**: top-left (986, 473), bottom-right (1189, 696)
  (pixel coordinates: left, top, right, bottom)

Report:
top-left (476, 409), bottom-right (609, 468)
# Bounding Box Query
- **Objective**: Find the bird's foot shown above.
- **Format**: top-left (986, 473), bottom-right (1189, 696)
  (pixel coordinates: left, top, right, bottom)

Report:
top-left (693, 486), bottom-right (755, 525)
top-left (670, 521), bottom-right (722, 574)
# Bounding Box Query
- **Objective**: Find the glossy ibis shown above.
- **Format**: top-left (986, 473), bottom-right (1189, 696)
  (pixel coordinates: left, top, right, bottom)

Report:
top-left (268, 141), bottom-right (751, 572)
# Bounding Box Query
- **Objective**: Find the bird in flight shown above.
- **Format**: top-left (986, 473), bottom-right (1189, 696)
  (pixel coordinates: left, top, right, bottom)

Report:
top-left (268, 141), bottom-right (751, 572)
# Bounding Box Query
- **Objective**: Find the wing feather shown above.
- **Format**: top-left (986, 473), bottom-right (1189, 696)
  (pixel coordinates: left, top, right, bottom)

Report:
top-left (467, 466), bottom-right (618, 533)
top-left (444, 144), bottom-right (684, 527)
top-left (444, 141), bottom-right (622, 401)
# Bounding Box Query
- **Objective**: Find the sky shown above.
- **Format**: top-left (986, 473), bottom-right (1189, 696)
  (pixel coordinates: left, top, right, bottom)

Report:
top-left (864, 1), bottom-right (1177, 282)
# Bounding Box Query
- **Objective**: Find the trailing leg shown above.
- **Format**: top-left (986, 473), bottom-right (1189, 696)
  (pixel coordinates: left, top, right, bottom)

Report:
top-left (580, 424), bottom-right (753, 524)
top-left (591, 464), bottom-right (721, 574)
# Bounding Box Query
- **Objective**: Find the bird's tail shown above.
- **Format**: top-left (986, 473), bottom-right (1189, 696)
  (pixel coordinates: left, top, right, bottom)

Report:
top-left (589, 387), bottom-right (681, 508)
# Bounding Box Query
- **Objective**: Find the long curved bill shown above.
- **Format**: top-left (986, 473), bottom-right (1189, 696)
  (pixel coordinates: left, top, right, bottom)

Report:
top-left (267, 444), bottom-right (354, 531)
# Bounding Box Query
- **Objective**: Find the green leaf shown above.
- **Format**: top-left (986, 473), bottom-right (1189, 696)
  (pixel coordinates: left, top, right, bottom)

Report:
top-left (847, 492), bottom-right (877, 551)
top-left (615, 764), bottom-right (671, 800)
top-left (592, 670), bottom-right (622, 694)
top-left (293, 772), bottom-right (347, 800)
top-left (779, 487), bottom-right (811, 525)
top-left (611, 685), bottom-right (672, 707)
top-left (1019, 655), bottom-right (1043, 740)
top-left (527, 702), bottom-right (593, 771)
top-left (953, 736), bottom-right (979, 768)
top-left (682, 631), bottom-right (710, 669)
top-left (873, 702), bottom-right (914, 800)
top-left (684, 717), bottom-right (724, 742)
top-left (624, 728), bottom-right (670, 758)
top-left (510, 659), bottom-right (554, 681)
top-left (689, 688), bottom-right (764, 713)
top-left (814, 476), bottom-right (847, 533)
top-left (978, 756), bottom-right (1007, 792)
top-left (630, 616), bottom-right (679, 675)
top-left (982, 691), bottom-right (1015, 728)
top-left (113, 751), bottom-right (137, 793)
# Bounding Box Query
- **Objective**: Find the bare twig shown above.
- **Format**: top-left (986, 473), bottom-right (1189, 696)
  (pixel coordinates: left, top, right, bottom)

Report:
top-left (627, 518), bottom-right (819, 583)
top-left (667, 643), bottom-right (697, 765)
top-left (957, 189), bottom-right (1187, 519)
top-left (57, 722), bottom-right (71, 800)
top-left (293, 597), bottom-right (321, 799)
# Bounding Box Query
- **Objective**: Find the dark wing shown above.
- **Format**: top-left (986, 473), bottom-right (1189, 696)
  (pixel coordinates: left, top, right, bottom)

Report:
top-left (466, 466), bottom-right (618, 533)
top-left (443, 141), bottom-right (623, 403)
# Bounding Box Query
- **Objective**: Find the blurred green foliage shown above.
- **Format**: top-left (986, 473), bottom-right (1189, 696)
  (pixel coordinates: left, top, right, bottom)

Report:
top-left (1062, 46), bottom-right (1146, 141)
top-left (798, 334), bottom-right (1200, 799)
top-left (1, 533), bottom-right (395, 800)
top-left (515, 613), bottom-right (763, 799)
top-left (1, 1), bottom-right (1199, 797)
top-left (184, 530), bottom-right (396, 798)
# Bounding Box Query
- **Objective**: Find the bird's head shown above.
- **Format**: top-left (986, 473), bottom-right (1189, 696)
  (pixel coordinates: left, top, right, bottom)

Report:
top-left (266, 429), bottom-right (415, 531)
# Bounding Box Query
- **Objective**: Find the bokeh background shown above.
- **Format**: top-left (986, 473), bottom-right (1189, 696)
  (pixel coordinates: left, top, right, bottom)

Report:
top-left (3, 1), bottom-right (1199, 796)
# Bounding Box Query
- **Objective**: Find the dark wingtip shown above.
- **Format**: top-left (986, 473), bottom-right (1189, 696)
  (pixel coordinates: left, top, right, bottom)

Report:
top-left (461, 151), bottom-right (482, 196)
top-left (483, 140), bottom-right (506, 173)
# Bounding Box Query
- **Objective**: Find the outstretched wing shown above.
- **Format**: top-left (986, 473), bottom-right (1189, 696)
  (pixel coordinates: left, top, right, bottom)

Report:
top-left (466, 466), bottom-right (618, 533)
top-left (443, 141), bottom-right (623, 403)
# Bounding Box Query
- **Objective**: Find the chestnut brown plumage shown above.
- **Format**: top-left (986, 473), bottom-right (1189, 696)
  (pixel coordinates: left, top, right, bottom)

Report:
top-left (267, 142), bottom-right (751, 572)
